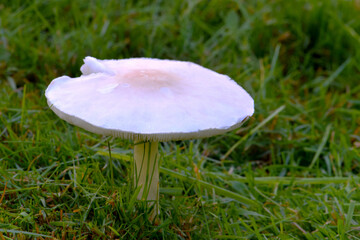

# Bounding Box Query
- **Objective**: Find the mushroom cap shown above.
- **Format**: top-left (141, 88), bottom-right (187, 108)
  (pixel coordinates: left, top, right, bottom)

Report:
top-left (45, 57), bottom-right (254, 141)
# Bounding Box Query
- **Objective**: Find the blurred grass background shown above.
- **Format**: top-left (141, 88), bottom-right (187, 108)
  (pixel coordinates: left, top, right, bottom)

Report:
top-left (1, 0), bottom-right (360, 239)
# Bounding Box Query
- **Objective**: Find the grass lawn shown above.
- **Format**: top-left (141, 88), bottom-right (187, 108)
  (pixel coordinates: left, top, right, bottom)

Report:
top-left (1, 0), bottom-right (360, 239)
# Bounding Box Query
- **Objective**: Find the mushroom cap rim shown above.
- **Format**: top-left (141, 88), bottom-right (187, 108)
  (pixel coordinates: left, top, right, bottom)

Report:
top-left (48, 99), bottom-right (252, 142)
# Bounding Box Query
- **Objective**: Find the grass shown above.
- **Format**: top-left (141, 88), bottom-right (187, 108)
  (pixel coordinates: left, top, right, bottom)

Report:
top-left (1, 0), bottom-right (360, 239)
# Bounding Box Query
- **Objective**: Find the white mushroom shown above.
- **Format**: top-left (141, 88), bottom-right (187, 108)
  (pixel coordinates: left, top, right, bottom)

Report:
top-left (45, 56), bottom-right (254, 217)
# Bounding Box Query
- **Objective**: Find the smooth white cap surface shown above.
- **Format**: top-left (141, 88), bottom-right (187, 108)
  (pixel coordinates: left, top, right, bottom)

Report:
top-left (45, 57), bottom-right (254, 141)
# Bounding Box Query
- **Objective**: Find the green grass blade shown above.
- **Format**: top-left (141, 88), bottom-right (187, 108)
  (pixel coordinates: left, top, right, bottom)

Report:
top-left (222, 105), bottom-right (286, 159)
top-left (0, 229), bottom-right (53, 238)
top-left (20, 84), bottom-right (26, 131)
top-left (322, 58), bottom-right (351, 88)
top-left (161, 167), bottom-right (261, 207)
top-left (345, 201), bottom-right (356, 232)
top-left (308, 124), bottom-right (332, 169)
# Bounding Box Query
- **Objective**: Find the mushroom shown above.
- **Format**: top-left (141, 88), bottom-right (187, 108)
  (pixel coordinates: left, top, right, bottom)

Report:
top-left (45, 56), bottom-right (254, 217)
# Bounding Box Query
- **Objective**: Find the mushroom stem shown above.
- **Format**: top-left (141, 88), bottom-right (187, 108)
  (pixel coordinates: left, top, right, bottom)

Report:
top-left (133, 140), bottom-right (160, 216)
